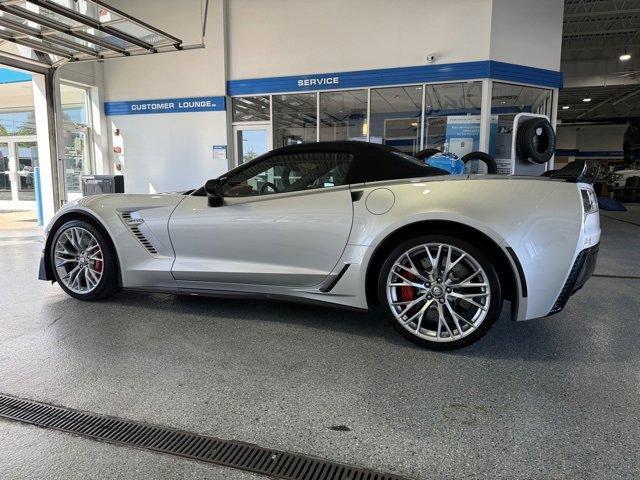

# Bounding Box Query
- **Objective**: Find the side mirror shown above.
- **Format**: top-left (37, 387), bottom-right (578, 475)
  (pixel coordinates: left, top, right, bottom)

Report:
top-left (204, 178), bottom-right (224, 207)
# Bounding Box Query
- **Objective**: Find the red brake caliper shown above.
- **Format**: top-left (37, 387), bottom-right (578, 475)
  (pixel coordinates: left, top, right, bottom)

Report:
top-left (94, 260), bottom-right (103, 273)
top-left (399, 270), bottom-right (416, 302)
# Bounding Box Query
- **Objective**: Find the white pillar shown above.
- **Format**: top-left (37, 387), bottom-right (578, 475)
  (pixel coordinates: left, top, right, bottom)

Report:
top-left (549, 87), bottom-right (559, 169)
top-left (478, 79), bottom-right (493, 154)
top-left (31, 74), bottom-right (56, 224)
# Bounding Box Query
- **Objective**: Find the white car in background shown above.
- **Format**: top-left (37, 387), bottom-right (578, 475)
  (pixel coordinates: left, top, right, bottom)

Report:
top-left (39, 142), bottom-right (600, 350)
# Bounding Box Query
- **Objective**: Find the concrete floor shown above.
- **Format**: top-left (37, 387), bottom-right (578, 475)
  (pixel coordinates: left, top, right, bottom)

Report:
top-left (0, 206), bottom-right (639, 480)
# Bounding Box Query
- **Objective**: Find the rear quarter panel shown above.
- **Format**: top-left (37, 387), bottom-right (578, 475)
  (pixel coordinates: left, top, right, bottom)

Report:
top-left (349, 176), bottom-right (584, 320)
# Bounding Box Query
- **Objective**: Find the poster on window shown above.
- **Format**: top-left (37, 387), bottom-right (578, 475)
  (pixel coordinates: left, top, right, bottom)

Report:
top-left (445, 115), bottom-right (498, 158)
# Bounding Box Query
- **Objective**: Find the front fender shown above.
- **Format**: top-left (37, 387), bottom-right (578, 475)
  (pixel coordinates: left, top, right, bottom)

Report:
top-left (42, 194), bottom-right (186, 290)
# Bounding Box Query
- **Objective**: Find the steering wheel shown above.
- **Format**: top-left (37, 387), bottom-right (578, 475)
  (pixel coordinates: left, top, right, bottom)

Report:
top-left (259, 182), bottom-right (279, 194)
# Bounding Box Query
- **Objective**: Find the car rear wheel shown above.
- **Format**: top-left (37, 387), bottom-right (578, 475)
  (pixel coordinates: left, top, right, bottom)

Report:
top-left (50, 220), bottom-right (119, 301)
top-left (378, 234), bottom-right (502, 349)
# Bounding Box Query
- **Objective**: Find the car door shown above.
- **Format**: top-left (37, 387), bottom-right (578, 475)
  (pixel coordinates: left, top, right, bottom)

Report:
top-left (169, 151), bottom-right (354, 289)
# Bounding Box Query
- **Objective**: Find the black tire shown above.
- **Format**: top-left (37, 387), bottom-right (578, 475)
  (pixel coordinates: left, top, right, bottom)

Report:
top-left (516, 117), bottom-right (556, 164)
top-left (377, 234), bottom-right (502, 350)
top-left (415, 148), bottom-right (441, 160)
top-left (461, 151), bottom-right (498, 174)
top-left (49, 219), bottom-right (120, 301)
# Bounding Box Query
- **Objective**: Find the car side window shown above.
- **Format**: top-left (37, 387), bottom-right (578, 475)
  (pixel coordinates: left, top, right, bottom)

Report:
top-left (221, 152), bottom-right (353, 197)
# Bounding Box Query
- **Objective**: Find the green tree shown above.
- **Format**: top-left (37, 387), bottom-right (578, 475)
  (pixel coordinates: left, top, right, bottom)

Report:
top-left (15, 111), bottom-right (36, 136)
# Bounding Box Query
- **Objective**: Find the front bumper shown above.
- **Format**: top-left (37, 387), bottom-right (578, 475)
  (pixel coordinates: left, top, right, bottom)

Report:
top-left (38, 250), bottom-right (52, 281)
top-left (548, 244), bottom-right (599, 315)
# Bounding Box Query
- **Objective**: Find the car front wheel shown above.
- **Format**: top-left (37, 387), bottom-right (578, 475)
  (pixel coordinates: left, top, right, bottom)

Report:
top-left (50, 220), bottom-right (119, 301)
top-left (378, 234), bottom-right (502, 350)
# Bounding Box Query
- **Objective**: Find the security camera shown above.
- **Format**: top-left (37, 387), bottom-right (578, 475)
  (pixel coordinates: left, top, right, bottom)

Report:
top-left (426, 54), bottom-right (436, 64)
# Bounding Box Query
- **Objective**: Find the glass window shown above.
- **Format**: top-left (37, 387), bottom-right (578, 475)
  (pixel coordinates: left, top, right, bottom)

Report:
top-left (370, 86), bottom-right (423, 155)
top-left (232, 96), bottom-right (270, 122)
top-left (0, 110), bottom-right (36, 136)
top-left (423, 81), bottom-right (482, 157)
top-left (490, 82), bottom-right (553, 161)
top-left (222, 152), bottom-right (352, 197)
top-left (62, 129), bottom-right (90, 195)
top-left (319, 89), bottom-right (367, 142)
top-left (60, 84), bottom-right (92, 200)
top-left (272, 93), bottom-right (317, 148)
top-left (60, 84), bottom-right (88, 125)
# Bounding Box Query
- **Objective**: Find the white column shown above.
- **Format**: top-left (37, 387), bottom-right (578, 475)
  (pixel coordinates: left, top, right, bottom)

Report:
top-left (549, 87), bottom-right (559, 169)
top-left (478, 79), bottom-right (493, 154)
top-left (31, 74), bottom-right (57, 224)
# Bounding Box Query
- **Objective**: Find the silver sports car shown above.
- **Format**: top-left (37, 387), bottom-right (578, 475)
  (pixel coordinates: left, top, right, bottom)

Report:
top-left (39, 141), bottom-right (601, 349)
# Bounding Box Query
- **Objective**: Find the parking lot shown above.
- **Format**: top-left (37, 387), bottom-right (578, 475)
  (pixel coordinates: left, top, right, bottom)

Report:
top-left (0, 206), bottom-right (638, 480)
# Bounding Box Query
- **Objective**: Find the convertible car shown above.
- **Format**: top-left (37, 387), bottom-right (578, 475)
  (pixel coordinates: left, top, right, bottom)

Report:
top-left (39, 141), bottom-right (600, 349)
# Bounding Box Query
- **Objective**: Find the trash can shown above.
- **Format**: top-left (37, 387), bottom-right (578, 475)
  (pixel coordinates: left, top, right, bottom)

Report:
top-left (81, 175), bottom-right (125, 196)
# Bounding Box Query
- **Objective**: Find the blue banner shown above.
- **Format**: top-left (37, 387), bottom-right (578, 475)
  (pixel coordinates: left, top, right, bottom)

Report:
top-left (227, 61), bottom-right (563, 96)
top-left (104, 96), bottom-right (226, 116)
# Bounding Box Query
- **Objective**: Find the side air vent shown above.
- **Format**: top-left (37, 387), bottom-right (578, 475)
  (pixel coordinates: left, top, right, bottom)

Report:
top-left (121, 212), bottom-right (159, 256)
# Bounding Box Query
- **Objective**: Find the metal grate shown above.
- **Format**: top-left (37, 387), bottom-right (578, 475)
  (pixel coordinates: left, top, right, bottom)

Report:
top-left (0, 394), bottom-right (410, 480)
top-left (120, 212), bottom-right (159, 256)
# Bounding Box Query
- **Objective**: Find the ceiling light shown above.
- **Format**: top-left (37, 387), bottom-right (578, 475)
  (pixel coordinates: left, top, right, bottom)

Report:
top-left (562, 105), bottom-right (570, 110)
top-left (620, 50), bottom-right (631, 61)
top-left (582, 97), bottom-right (591, 102)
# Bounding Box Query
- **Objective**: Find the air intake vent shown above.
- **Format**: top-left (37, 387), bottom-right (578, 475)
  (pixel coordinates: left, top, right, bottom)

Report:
top-left (121, 212), bottom-right (159, 256)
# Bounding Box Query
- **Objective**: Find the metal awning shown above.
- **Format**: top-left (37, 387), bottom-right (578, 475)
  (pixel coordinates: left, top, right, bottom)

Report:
top-left (0, 0), bottom-right (183, 67)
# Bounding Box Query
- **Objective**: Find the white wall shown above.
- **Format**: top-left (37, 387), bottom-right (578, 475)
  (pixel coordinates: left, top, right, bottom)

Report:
top-left (227, 0), bottom-right (494, 79)
top-left (489, 0), bottom-right (564, 71)
top-left (101, 0), bottom-right (228, 193)
top-left (93, 0), bottom-right (565, 194)
top-left (556, 123), bottom-right (627, 165)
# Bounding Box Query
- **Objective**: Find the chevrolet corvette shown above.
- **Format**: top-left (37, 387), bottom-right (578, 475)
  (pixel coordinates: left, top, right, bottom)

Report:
top-left (39, 141), bottom-right (600, 349)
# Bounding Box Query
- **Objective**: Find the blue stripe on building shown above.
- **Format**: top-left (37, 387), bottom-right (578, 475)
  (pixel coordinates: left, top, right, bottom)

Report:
top-left (227, 60), bottom-right (562, 96)
top-left (104, 96), bottom-right (226, 116)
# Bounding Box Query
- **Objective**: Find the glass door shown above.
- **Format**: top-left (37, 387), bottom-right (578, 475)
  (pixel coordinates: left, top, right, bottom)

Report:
top-left (0, 137), bottom-right (38, 210)
top-left (233, 124), bottom-right (271, 166)
top-left (16, 141), bottom-right (38, 202)
top-left (0, 142), bottom-right (11, 202)
top-left (62, 125), bottom-right (92, 202)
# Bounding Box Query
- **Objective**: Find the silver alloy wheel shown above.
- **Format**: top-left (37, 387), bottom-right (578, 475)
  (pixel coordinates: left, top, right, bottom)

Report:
top-left (386, 242), bottom-right (491, 342)
top-left (54, 226), bottom-right (104, 294)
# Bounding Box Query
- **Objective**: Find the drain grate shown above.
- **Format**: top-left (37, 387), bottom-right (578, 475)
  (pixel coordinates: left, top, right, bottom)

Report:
top-left (0, 394), bottom-right (410, 480)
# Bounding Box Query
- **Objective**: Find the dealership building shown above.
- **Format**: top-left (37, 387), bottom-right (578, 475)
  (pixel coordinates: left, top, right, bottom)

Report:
top-left (0, 0), bottom-right (566, 222)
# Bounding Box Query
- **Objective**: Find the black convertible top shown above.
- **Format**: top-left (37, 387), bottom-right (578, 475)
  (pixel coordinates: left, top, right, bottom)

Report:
top-left (222, 141), bottom-right (448, 184)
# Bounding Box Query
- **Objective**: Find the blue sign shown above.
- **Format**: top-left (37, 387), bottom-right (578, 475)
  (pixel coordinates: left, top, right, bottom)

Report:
top-left (445, 115), bottom-right (498, 157)
top-left (104, 96), bottom-right (226, 116)
top-left (227, 61), bottom-right (563, 96)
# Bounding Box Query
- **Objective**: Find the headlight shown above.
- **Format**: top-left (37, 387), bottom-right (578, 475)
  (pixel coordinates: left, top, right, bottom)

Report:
top-left (580, 188), bottom-right (598, 215)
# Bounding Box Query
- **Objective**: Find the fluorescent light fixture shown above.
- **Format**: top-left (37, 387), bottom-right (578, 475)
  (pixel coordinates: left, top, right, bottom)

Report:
top-left (619, 52), bottom-right (631, 61)
top-left (582, 97), bottom-right (592, 102)
top-left (562, 105), bottom-right (570, 110)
